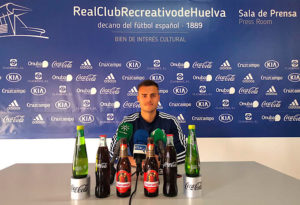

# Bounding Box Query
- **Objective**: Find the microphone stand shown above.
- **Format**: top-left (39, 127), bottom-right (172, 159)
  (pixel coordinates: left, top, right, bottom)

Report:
top-left (110, 162), bottom-right (116, 184)
top-left (129, 158), bottom-right (142, 205)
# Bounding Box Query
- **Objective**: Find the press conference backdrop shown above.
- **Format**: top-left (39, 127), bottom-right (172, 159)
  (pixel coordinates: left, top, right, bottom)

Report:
top-left (0, 0), bottom-right (299, 139)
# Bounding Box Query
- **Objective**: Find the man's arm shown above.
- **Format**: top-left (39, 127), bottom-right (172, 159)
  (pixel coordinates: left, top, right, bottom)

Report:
top-left (109, 113), bottom-right (139, 160)
top-left (109, 127), bottom-right (118, 159)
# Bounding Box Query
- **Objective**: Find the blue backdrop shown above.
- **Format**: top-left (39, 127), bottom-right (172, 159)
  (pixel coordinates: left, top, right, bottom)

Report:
top-left (0, 0), bottom-right (299, 138)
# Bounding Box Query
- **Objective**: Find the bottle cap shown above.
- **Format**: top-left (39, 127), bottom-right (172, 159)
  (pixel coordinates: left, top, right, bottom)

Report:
top-left (167, 134), bottom-right (173, 137)
top-left (99, 135), bottom-right (107, 138)
top-left (77, 125), bottom-right (84, 130)
top-left (188, 125), bottom-right (195, 129)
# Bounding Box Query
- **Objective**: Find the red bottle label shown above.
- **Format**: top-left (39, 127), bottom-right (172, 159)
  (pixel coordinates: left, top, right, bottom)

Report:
top-left (116, 170), bottom-right (131, 193)
top-left (144, 170), bottom-right (159, 193)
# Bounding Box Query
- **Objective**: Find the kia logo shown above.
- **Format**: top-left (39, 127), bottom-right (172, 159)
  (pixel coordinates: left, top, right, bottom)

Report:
top-left (31, 86), bottom-right (46, 96)
top-left (55, 100), bottom-right (71, 109)
top-left (288, 73), bottom-right (300, 82)
top-left (6, 73), bottom-right (22, 82)
top-left (126, 60), bottom-right (141, 70)
top-left (264, 60), bottom-right (279, 69)
top-left (219, 114), bottom-right (233, 123)
top-left (79, 114), bottom-right (95, 123)
top-left (150, 74), bottom-right (164, 83)
top-left (173, 86), bottom-right (188, 95)
top-left (196, 100), bottom-right (211, 109)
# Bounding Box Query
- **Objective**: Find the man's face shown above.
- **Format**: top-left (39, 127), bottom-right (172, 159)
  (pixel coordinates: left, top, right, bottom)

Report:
top-left (137, 85), bottom-right (160, 114)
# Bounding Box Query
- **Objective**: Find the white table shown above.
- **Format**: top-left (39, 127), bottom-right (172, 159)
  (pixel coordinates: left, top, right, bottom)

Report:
top-left (0, 162), bottom-right (299, 205)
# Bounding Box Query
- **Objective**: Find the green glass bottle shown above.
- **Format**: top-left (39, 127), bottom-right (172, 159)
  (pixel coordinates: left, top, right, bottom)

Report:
top-left (185, 125), bottom-right (200, 177)
top-left (72, 125), bottom-right (88, 178)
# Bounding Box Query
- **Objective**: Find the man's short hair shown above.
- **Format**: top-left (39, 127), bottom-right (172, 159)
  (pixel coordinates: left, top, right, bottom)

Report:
top-left (137, 80), bottom-right (159, 91)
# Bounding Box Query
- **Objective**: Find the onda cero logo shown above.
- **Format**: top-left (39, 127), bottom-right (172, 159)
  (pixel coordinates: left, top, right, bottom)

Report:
top-left (55, 100), bottom-right (71, 109)
top-left (288, 73), bottom-right (300, 82)
top-left (126, 60), bottom-right (141, 70)
top-left (173, 86), bottom-right (188, 95)
top-left (150, 73), bottom-right (165, 83)
top-left (79, 114), bottom-right (95, 123)
top-left (264, 60), bottom-right (279, 69)
top-left (218, 114), bottom-right (233, 123)
top-left (6, 73), bottom-right (22, 82)
top-left (196, 100), bottom-right (211, 109)
top-left (31, 86), bottom-right (46, 96)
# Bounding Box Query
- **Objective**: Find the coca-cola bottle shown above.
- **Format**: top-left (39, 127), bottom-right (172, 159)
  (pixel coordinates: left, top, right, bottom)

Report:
top-left (144, 137), bottom-right (159, 197)
top-left (163, 134), bottom-right (178, 197)
top-left (95, 135), bottom-right (110, 198)
top-left (116, 138), bottom-right (131, 197)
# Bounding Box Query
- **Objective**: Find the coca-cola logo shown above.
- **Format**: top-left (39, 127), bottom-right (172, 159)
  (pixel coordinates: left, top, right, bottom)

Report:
top-left (97, 163), bottom-right (108, 168)
top-left (99, 87), bottom-right (120, 95)
top-left (239, 87), bottom-right (259, 94)
top-left (261, 100), bottom-right (281, 108)
top-left (2, 115), bottom-right (25, 123)
top-left (76, 74), bottom-right (97, 82)
top-left (52, 61), bottom-right (72, 68)
top-left (192, 61), bottom-right (213, 69)
top-left (184, 182), bottom-right (201, 191)
top-left (123, 101), bottom-right (140, 109)
top-left (215, 74), bottom-right (235, 82)
top-left (284, 114), bottom-right (300, 121)
top-left (71, 184), bottom-right (88, 193)
top-left (163, 162), bottom-right (177, 168)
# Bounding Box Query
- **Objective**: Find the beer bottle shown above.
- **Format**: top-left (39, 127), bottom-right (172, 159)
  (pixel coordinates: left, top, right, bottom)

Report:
top-left (163, 134), bottom-right (178, 197)
top-left (185, 125), bottom-right (200, 177)
top-left (116, 138), bottom-right (131, 197)
top-left (72, 125), bottom-right (88, 178)
top-left (95, 135), bottom-right (110, 198)
top-left (144, 137), bottom-right (159, 197)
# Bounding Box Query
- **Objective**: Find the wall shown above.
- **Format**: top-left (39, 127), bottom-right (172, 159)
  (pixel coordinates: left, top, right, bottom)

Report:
top-left (0, 138), bottom-right (299, 180)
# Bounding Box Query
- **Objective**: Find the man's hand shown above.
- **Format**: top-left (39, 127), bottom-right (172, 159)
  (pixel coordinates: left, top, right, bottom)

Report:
top-left (128, 156), bottom-right (136, 167)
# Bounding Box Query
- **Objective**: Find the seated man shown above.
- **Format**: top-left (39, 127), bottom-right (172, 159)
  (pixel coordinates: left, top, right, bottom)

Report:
top-left (110, 79), bottom-right (186, 165)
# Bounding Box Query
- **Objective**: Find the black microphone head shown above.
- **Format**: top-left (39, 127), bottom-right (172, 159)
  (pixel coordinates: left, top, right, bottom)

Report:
top-left (133, 129), bottom-right (148, 145)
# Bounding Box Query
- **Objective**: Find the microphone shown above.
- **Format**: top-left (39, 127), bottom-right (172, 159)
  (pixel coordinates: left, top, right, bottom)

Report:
top-left (133, 129), bottom-right (148, 175)
top-left (110, 122), bottom-right (133, 184)
top-left (150, 128), bottom-right (167, 170)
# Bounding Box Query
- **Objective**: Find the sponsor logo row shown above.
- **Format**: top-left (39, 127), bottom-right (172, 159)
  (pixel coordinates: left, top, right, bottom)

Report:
top-left (3, 72), bottom-right (300, 83)
top-left (6, 99), bottom-right (300, 111)
top-left (1, 114), bottom-right (113, 124)
top-left (2, 113), bottom-right (300, 125)
top-left (2, 85), bottom-right (300, 96)
top-left (3, 59), bottom-right (299, 70)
